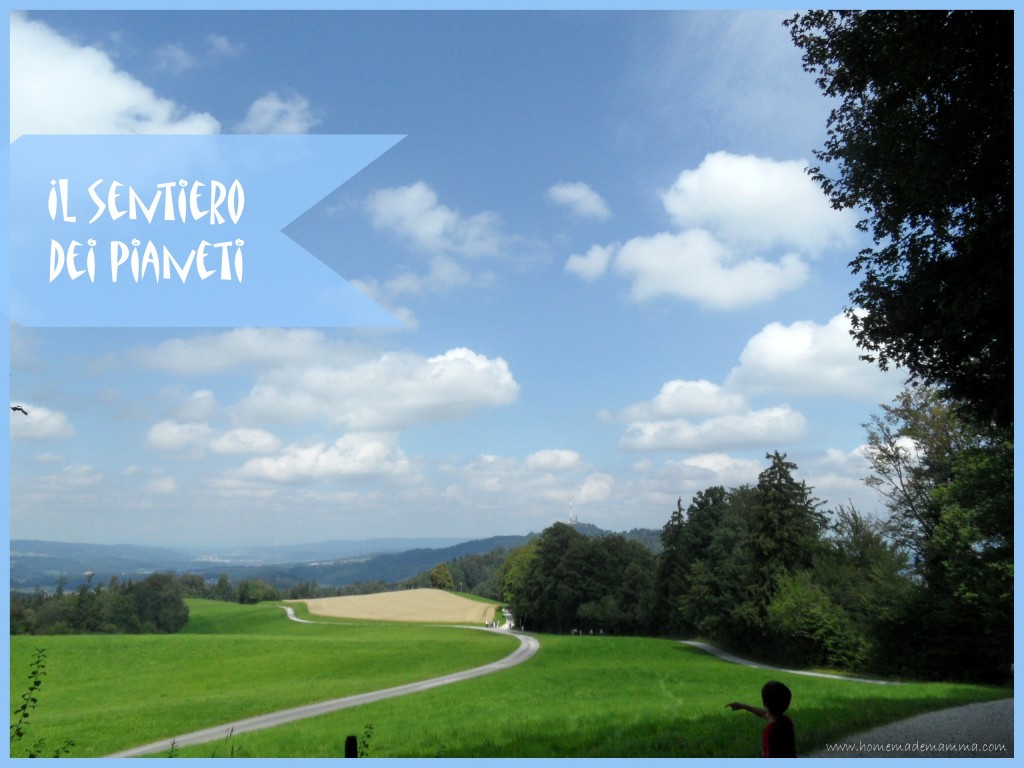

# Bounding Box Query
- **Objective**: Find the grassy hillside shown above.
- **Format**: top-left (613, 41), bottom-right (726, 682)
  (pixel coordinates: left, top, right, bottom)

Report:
top-left (9, 599), bottom-right (517, 757)
top-left (11, 597), bottom-right (1008, 759)
top-left (168, 633), bottom-right (1007, 758)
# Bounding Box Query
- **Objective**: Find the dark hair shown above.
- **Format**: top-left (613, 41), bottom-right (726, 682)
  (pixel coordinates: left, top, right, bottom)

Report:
top-left (761, 681), bottom-right (792, 716)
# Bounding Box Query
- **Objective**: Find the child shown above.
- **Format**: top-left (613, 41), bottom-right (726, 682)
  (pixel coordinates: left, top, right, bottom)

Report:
top-left (726, 681), bottom-right (796, 757)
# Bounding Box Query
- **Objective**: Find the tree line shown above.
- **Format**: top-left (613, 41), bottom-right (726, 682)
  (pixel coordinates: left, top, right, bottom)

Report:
top-left (11, 572), bottom-right (190, 635)
top-left (497, 390), bottom-right (1011, 683)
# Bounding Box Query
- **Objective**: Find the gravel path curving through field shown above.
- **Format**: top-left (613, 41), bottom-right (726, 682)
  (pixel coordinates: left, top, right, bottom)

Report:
top-left (682, 640), bottom-right (1013, 758)
top-left (681, 640), bottom-right (901, 684)
top-left (105, 624), bottom-right (538, 758)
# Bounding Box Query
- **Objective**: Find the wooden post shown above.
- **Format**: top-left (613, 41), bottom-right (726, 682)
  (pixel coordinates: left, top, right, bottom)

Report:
top-left (344, 735), bottom-right (358, 758)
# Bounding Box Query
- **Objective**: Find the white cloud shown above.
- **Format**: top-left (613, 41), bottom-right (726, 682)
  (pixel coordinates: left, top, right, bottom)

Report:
top-left (235, 91), bottom-right (318, 134)
top-left (144, 475), bottom-right (178, 494)
top-left (726, 312), bottom-right (903, 400)
top-left (10, 12), bottom-right (220, 140)
top-left (675, 453), bottom-right (766, 485)
top-left (174, 389), bottom-right (218, 422)
top-left (135, 328), bottom-right (354, 375)
top-left (616, 379), bottom-right (747, 421)
top-left (565, 243), bottom-right (615, 282)
top-left (621, 405), bottom-right (807, 452)
top-left (236, 432), bottom-right (411, 482)
top-left (211, 428), bottom-right (282, 455)
top-left (378, 255), bottom-right (474, 297)
top-left (240, 347), bottom-right (520, 431)
top-left (566, 152), bottom-right (857, 310)
top-left (145, 420), bottom-right (214, 454)
top-left (367, 182), bottom-right (503, 257)
top-left (207, 33), bottom-right (243, 57)
top-left (155, 43), bottom-right (196, 74)
top-left (614, 230), bottom-right (810, 309)
top-left (9, 404), bottom-right (74, 440)
top-left (547, 182), bottom-right (611, 219)
top-left (577, 472), bottom-right (614, 503)
top-left (526, 449), bottom-right (583, 471)
top-left (662, 152), bottom-right (856, 253)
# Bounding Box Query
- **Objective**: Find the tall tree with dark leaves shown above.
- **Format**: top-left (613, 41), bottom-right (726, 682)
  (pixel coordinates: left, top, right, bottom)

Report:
top-left (785, 11), bottom-right (1013, 430)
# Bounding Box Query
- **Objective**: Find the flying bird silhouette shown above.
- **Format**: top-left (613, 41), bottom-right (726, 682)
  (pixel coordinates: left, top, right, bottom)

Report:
top-left (10, 405), bottom-right (28, 415)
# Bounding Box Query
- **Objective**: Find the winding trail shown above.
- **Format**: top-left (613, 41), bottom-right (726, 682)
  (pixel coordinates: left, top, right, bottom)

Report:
top-left (681, 640), bottom-right (901, 684)
top-left (105, 616), bottom-right (538, 758)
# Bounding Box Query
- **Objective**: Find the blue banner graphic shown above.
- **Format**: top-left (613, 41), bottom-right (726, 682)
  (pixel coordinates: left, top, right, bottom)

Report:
top-left (8, 134), bottom-right (404, 327)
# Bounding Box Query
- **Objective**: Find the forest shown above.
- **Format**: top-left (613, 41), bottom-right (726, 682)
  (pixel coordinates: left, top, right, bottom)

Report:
top-left (499, 386), bottom-right (1012, 684)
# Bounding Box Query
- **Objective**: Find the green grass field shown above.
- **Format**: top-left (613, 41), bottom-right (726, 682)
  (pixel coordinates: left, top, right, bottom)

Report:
top-left (10, 598), bottom-right (1008, 758)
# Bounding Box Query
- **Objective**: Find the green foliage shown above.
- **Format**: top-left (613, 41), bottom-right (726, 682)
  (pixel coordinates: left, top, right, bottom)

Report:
top-left (427, 563), bottom-right (455, 590)
top-left (785, 11), bottom-right (1013, 429)
top-left (509, 523), bottom-right (655, 635)
top-left (766, 570), bottom-right (867, 671)
top-left (10, 648), bottom-right (75, 758)
top-left (861, 387), bottom-right (1012, 681)
top-left (11, 571), bottom-right (190, 636)
top-left (359, 723), bottom-right (374, 757)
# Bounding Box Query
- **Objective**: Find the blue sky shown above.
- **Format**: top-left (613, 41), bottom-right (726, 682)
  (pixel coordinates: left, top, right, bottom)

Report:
top-left (9, 10), bottom-right (910, 547)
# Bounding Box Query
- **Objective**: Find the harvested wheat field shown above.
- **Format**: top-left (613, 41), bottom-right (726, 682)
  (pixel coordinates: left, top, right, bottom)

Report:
top-left (293, 588), bottom-right (499, 624)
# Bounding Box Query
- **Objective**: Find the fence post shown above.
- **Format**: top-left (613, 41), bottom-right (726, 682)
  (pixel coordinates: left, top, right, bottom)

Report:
top-left (344, 735), bottom-right (358, 758)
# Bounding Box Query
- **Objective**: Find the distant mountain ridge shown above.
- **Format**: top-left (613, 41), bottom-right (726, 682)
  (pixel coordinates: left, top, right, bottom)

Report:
top-left (10, 525), bottom-right (661, 592)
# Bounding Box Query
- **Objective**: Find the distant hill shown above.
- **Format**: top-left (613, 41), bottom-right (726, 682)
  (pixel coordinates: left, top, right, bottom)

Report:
top-left (10, 525), bottom-right (662, 592)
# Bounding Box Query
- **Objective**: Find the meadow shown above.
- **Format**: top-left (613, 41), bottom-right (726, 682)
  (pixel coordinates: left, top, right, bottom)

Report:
top-left (10, 598), bottom-right (1008, 758)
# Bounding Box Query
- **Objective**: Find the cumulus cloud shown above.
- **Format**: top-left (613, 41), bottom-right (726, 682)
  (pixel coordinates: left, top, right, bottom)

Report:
top-left (662, 152), bottom-right (856, 253)
top-left (565, 152), bottom-right (858, 310)
top-left (144, 475), bottom-right (178, 494)
top-left (207, 33), bottom-right (243, 57)
top-left (155, 43), bottom-right (196, 74)
top-left (240, 347), bottom-right (520, 430)
top-left (236, 432), bottom-right (411, 482)
top-left (235, 91), bottom-right (318, 134)
top-left (615, 379), bottom-right (747, 421)
top-left (10, 12), bottom-right (220, 140)
top-left (526, 449), bottom-right (583, 471)
top-left (134, 328), bottom-right (354, 375)
top-left (726, 312), bottom-right (903, 400)
top-left (565, 244), bottom-right (615, 282)
top-left (547, 182), bottom-right (611, 219)
top-left (174, 389), bottom-right (218, 422)
top-left (210, 428), bottom-right (282, 455)
top-left (614, 230), bottom-right (810, 309)
top-left (145, 420), bottom-right (214, 454)
top-left (577, 472), bottom-right (614, 503)
top-left (367, 181), bottom-right (503, 257)
top-left (9, 404), bottom-right (74, 440)
top-left (620, 405), bottom-right (807, 452)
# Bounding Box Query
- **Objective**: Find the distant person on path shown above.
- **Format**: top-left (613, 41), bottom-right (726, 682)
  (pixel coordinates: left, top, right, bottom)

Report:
top-left (727, 681), bottom-right (796, 758)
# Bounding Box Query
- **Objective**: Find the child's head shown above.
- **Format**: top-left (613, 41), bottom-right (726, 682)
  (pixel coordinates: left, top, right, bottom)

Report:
top-left (760, 681), bottom-right (792, 717)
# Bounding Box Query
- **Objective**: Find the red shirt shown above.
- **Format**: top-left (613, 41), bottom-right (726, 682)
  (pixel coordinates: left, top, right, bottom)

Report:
top-left (762, 716), bottom-right (796, 758)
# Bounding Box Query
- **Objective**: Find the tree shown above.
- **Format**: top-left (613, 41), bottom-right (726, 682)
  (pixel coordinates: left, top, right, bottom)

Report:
top-left (785, 11), bottom-right (1013, 429)
top-left (862, 386), bottom-right (1012, 680)
top-left (744, 452), bottom-right (826, 613)
top-left (428, 564), bottom-right (454, 591)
